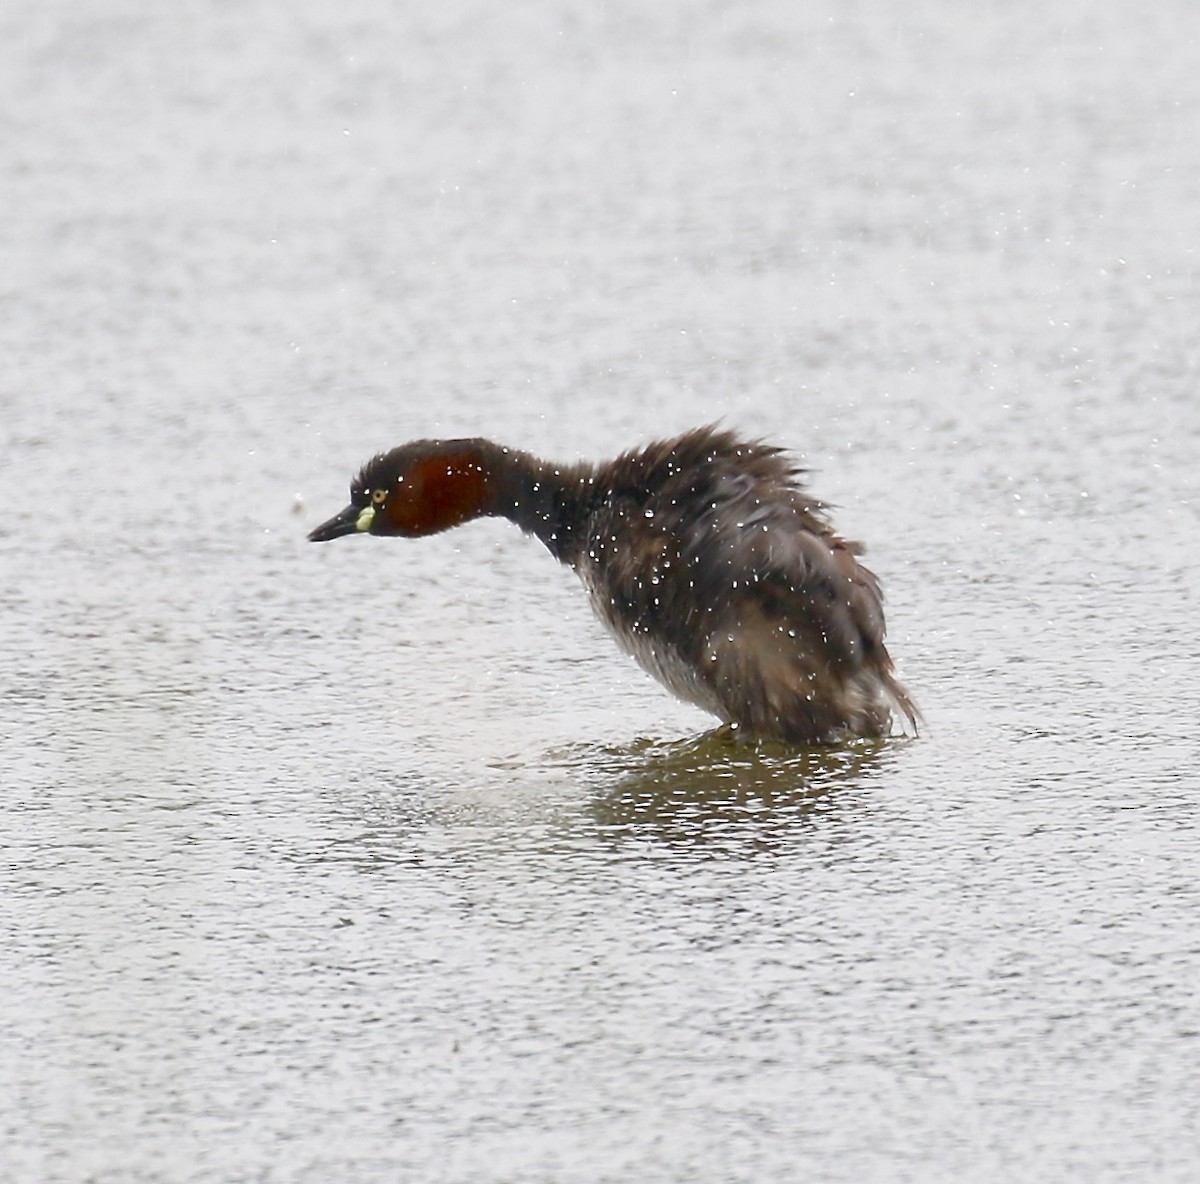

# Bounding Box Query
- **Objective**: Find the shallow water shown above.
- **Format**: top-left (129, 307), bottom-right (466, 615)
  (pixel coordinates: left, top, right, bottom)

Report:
top-left (3, 1), bottom-right (1200, 1181)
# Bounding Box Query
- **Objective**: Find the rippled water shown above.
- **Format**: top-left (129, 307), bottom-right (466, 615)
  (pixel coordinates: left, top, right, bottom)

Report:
top-left (3, 1), bottom-right (1199, 1181)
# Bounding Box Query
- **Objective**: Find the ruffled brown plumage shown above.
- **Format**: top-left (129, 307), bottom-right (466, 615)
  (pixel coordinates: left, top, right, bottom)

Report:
top-left (310, 425), bottom-right (918, 744)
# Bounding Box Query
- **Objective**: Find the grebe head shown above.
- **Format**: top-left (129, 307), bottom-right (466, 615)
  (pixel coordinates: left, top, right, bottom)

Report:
top-left (308, 440), bottom-right (493, 542)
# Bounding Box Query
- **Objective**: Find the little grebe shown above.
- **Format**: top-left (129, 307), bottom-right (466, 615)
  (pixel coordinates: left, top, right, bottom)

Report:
top-left (309, 426), bottom-right (918, 744)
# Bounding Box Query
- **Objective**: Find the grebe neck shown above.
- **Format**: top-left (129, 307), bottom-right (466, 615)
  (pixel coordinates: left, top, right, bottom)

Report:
top-left (478, 441), bottom-right (595, 564)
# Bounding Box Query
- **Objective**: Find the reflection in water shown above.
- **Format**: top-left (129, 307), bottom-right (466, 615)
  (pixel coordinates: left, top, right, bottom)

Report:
top-left (579, 729), bottom-right (904, 853)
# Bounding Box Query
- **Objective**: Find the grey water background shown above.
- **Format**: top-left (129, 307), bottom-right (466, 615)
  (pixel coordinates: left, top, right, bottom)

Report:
top-left (2, 0), bottom-right (1199, 1180)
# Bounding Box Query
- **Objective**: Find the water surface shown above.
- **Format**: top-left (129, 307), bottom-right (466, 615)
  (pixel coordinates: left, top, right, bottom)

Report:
top-left (2, 1), bottom-right (1199, 1181)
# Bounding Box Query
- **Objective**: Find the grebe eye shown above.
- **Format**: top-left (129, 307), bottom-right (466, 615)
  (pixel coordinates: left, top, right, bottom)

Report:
top-left (372, 488), bottom-right (387, 506)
